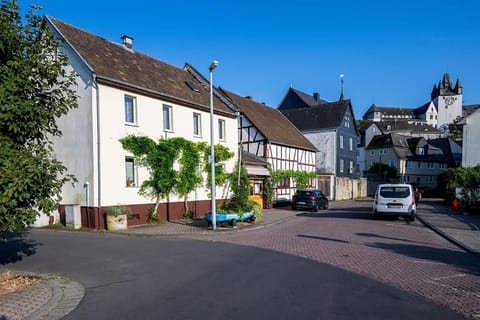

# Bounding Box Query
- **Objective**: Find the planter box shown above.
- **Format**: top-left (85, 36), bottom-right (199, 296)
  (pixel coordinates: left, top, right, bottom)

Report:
top-left (106, 214), bottom-right (128, 231)
top-left (205, 211), bottom-right (255, 227)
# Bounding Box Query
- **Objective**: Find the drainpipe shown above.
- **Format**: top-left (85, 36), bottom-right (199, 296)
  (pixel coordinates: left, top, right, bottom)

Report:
top-left (94, 75), bottom-right (102, 229)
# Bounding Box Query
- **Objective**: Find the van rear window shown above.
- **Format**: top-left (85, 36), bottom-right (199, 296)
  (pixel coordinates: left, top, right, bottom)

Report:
top-left (379, 186), bottom-right (410, 198)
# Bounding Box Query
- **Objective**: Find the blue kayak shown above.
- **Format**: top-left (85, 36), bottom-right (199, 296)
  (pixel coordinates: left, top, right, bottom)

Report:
top-left (205, 211), bottom-right (254, 225)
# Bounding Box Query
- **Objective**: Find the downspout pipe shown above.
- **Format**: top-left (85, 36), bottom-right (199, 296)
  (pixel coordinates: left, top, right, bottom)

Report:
top-left (94, 74), bottom-right (102, 229)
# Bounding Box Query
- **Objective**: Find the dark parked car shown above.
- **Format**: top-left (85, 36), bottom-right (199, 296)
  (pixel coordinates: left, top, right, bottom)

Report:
top-left (292, 189), bottom-right (329, 212)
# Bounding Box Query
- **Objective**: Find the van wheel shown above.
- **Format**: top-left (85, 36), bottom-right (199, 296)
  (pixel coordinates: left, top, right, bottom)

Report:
top-left (312, 205), bottom-right (319, 212)
top-left (408, 213), bottom-right (416, 221)
top-left (373, 211), bottom-right (380, 220)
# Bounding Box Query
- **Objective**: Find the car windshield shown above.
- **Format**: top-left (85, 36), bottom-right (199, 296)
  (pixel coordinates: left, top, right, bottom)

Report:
top-left (379, 186), bottom-right (410, 198)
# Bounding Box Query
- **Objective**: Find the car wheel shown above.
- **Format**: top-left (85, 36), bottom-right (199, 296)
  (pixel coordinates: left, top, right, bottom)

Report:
top-left (323, 202), bottom-right (329, 210)
top-left (373, 210), bottom-right (380, 220)
top-left (312, 204), bottom-right (319, 212)
top-left (291, 205), bottom-right (297, 211)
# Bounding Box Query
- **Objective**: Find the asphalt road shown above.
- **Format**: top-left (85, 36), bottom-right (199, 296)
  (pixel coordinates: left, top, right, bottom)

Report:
top-left (0, 227), bottom-right (466, 320)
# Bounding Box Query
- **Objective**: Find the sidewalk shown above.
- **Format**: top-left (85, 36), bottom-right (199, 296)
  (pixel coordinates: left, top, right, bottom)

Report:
top-left (416, 199), bottom-right (480, 257)
top-left (121, 206), bottom-right (298, 236)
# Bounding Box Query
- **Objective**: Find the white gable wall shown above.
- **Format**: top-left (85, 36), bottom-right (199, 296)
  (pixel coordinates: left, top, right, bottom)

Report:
top-left (462, 110), bottom-right (480, 167)
top-left (304, 131), bottom-right (336, 174)
top-left (52, 45), bottom-right (96, 207)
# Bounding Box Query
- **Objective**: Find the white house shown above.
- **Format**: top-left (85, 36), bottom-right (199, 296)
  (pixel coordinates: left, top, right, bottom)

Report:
top-left (461, 108), bottom-right (480, 167)
top-left (45, 16), bottom-right (238, 229)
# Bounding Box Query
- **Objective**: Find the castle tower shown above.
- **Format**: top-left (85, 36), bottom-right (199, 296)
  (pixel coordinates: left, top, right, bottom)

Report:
top-left (432, 73), bottom-right (463, 129)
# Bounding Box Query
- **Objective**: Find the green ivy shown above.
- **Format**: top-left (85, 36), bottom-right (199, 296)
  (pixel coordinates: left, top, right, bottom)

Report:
top-left (270, 170), bottom-right (317, 189)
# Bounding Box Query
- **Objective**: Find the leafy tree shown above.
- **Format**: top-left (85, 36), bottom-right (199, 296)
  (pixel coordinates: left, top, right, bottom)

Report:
top-left (438, 165), bottom-right (480, 204)
top-left (196, 141), bottom-right (234, 190)
top-left (447, 116), bottom-right (463, 141)
top-left (365, 163), bottom-right (397, 180)
top-left (120, 136), bottom-right (201, 216)
top-left (0, 1), bottom-right (78, 232)
top-left (227, 164), bottom-right (251, 212)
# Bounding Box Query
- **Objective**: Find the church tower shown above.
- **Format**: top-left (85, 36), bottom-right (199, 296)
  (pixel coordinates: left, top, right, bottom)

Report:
top-left (431, 73), bottom-right (463, 129)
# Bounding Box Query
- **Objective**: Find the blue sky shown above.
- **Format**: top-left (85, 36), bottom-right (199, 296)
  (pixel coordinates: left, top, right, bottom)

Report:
top-left (21, 0), bottom-right (480, 117)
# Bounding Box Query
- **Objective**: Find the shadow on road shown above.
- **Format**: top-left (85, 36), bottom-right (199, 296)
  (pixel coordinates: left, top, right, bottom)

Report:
top-left (0, 231), bottom-right (39, 265)
top-left (296, 207), bottom-right (373, 220)
top-left (297, 234), bottom-right (350, 243)
top-left (366, 242), bottom-right (480, 276)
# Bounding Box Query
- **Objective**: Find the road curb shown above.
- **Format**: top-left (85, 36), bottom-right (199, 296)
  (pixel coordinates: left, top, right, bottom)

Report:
top-left (0, 270), bottom-right (84, 320)
top-left (416, 215), bottom-right (480, 258)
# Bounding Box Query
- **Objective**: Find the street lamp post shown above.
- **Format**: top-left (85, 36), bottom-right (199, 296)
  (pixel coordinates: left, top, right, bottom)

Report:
top-left (209, 60), bottom-right (218, 230)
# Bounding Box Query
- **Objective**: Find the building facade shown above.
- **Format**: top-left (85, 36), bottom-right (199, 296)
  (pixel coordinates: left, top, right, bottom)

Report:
top-left (46, 17), bottom-right (238, 228)
top-left (220, 89), bottom-right (317, 203)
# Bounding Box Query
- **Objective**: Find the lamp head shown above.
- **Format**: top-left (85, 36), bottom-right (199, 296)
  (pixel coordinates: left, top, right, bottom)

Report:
top-left (209, 60), bottom-right (219, 71)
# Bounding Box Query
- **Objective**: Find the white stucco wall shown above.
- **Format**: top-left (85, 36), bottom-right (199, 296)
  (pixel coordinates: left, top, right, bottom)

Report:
top-left (304, 131), bottom-right (336, 174)
top-left (462, 109), bottom-right (480, 167)
top-left (52, 45), bottom-right (96, 207)
top-left (97, 85), bottom-right (238, 207)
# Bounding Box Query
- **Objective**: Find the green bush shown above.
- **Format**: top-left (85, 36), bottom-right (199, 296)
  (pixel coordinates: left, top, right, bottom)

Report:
top-left (105, 206), bottom-right (130, 217)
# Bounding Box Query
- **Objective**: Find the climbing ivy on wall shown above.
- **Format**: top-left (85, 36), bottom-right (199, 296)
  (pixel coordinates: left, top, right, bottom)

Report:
top-left (271, 170), bottom-right (317, 190)
top-left (120, 136), bottom-right (234, 215)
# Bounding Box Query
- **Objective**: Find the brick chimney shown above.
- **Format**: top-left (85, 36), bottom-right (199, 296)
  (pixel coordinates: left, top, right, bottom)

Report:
top-left (121, 35), bottom-right (134, 49)
top-left (245, 96), bottom-right (253, 100)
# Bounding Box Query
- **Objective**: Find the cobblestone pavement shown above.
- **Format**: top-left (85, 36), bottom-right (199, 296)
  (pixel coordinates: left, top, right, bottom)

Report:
top-left (0, 270), bottom-right (84, 320)
top-left (181, 200), bottom-right (480, 319)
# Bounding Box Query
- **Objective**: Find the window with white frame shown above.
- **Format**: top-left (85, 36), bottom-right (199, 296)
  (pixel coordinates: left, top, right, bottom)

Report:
top-left (427, 162), bottom-right (434, 169)
top-left (124, 95), bottom-right (136, 124)
top-left (427, 176), bottom-right (433, 184)
top-left (340, 159), bottom-right (344, 173)
top-left (349, 160), bottom-right (353, 174)
top-left (125, 157), bottom-right (137, 187)
top-left (193, 112), bottom-right (201, 137)
top-left (339, 135), bottom-right (344, 149)
top-left (389, 160), bottom-right (395, 167)
top-left (349, 137), bottom-right (353, 151)
top-left (370, 150), bottom-right (375, 156)
top-left (439, 162), bottom-right (446, 169)
top-left (379, 149), bottom-right (386, 156)
top-left (218, 119), bottom-right (225, 141)
top-left (163, 105), bottom-right (173, 131)
top-left (406, 160), bottom-right (412, 169)
top-left (417, 162), bottom-right (422, 169)
top-left (403, 175), bottom-right (410, 183)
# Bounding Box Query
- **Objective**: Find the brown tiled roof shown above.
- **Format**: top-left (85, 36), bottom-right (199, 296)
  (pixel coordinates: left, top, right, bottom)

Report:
top-left (46, 16), bottom-right (235, 116)
top-left (220, 89), bottom-right (317, 151)
top-left (241, 151), bottom-right (271, 167)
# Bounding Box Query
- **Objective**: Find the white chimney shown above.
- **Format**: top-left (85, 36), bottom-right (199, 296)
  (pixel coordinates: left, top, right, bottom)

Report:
top-left (121, 35), bottom-right (134, 49)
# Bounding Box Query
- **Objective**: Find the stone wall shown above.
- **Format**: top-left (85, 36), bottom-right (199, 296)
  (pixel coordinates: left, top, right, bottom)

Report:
top-left (334, 177), bottom-right (367, 200)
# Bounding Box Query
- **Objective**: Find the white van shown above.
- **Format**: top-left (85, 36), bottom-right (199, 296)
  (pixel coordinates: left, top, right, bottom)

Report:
top-left (373, 184), bottom-right (416, 221)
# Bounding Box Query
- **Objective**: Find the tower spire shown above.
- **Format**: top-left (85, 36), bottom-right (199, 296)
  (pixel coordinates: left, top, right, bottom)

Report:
top-left (339, 74), bottom-right (345, 101)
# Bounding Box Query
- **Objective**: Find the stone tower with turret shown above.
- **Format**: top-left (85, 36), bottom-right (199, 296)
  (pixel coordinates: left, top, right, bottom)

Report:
top-left (430, 73), bottom-right (463, 129)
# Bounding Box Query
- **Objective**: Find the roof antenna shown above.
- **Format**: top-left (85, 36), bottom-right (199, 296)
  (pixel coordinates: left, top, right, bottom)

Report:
top-left (339, 74), bottom-right (345, 101)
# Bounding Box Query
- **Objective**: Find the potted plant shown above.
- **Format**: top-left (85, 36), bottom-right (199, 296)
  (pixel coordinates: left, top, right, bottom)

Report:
top-left (105, 206), bottom-right (130, 231)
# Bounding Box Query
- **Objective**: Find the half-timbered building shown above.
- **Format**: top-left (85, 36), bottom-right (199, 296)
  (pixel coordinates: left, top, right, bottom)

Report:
top-left (220, 89), bottom-right (317, 203)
